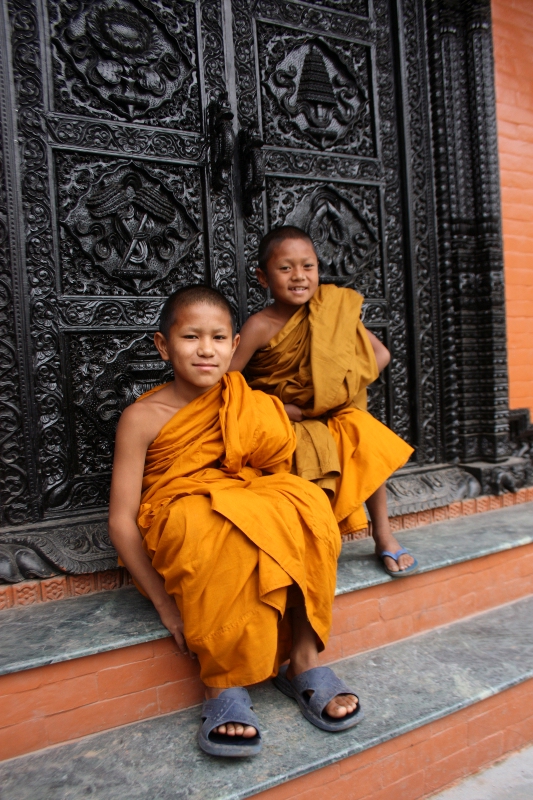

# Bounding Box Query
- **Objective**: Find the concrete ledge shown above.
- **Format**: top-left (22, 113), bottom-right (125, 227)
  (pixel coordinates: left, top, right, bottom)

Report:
top-left (0, 503), bottom-right (531, 678)
top-left (336, 502), bottom-right (533, 594)
top-left (1, 596), bottom-right (532, 799)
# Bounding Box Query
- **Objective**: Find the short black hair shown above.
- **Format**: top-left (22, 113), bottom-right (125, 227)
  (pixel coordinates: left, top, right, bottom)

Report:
top-left (257, 226), bottom-right (316, 273)
top-left (158, 285), bottom-right (236, 338)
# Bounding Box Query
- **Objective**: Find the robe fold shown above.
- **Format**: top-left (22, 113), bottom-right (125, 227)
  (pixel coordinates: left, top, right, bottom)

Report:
top-left (136, 372), bottom-right (341, 688)
top-left (245, 284), bottom-right (414, 535)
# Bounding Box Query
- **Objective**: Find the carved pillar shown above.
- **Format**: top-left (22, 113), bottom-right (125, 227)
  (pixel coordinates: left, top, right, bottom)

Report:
top-left (465, 0), bottom-right (509, 462)
top-left (426, 0), bottom-right (509, 465)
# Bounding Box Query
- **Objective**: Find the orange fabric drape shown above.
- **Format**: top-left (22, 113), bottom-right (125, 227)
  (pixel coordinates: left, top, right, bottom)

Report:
top-left (246, 285), bottom-right (414, 534)
top-left (136, 372), bottom-right (340, 687)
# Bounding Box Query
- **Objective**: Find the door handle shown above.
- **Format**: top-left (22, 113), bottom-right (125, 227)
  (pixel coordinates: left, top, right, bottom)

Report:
top-left (239, 127), bottom-right (265, 215)
top-left (209, 94), bottom-right (235, 192)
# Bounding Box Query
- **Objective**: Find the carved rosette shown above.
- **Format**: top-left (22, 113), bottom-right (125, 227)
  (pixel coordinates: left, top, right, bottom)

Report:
top-left (49, 0), bottom-right (200, 128)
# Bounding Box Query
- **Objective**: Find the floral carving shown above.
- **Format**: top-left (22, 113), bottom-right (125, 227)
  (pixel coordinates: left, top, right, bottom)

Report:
top-left (46, 116), bottom-right (205, 160)
top-left (50, 0), bottom-right (199, 128)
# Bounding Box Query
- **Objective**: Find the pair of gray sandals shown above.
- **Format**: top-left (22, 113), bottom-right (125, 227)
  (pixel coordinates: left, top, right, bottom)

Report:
top-left (198, 665), bottom-right (364, 757)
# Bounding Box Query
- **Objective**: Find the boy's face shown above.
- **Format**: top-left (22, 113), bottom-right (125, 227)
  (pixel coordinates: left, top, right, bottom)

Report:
top-left (154, 303), bottom-right (239, 393)
top-left (257, 238), bottom-right (319, 307)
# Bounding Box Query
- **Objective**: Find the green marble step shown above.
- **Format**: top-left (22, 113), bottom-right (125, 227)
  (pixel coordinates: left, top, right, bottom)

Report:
top-left (0, 503), bottom-right (531, 677)
top-left (1, 595), bottom-right (532, 800)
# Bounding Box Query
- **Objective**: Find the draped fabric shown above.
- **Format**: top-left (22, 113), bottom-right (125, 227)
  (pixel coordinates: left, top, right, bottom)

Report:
top-left (246, 285), bottom-right (414, 534)
top-left (136, 372), bottom-right (341, 687)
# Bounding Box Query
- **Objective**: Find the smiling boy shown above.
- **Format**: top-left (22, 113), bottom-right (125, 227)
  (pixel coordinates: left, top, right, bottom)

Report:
top-left (231, 227), bottom-right (417, 577)
top-left (108, 285), bottom-right (363, 759)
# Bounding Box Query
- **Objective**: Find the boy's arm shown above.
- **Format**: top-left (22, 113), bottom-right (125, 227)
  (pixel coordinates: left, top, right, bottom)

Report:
top-left (231, 314), bottom-right (304, 421)
top-left (364, 328), bottom-right (390, 373)
top-left (229, 313), bottom-right (272, 372)
top-left (108, 405), bottom-right (193, 657)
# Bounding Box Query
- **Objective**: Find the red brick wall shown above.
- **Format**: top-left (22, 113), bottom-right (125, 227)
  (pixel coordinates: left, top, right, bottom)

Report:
top-left (493, 0), bottom-right (533, 416)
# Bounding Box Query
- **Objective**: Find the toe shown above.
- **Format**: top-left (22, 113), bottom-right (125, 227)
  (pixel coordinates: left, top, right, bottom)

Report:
top-left (383, 555), bottom-right (399, 572)
top-left (214, 722), bottom-right (257, 738)
top-left (325, 694), bottom-right (359, 718)
top-left (398, 553), bottom-right (414, 570)
top-left (326, 698), bottom-right (347, 718)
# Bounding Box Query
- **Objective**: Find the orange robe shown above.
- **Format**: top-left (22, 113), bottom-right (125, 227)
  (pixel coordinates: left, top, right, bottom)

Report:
top-left (245, 284), bottom-right (414, 535)
top-left (136, 372), bottom-right (340, 688)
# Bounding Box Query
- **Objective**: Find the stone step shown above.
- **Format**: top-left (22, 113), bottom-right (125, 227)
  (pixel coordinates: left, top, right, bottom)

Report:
top-left (0, 503), bottom-right (532, 760)
top-left (1, 595), bottom-right (532, 800)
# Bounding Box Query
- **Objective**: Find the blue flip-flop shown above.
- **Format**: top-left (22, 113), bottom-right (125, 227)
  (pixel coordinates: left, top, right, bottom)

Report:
top-left (273, 665), bottom-right (364, 732)
top-left (379, 547), bottom-right (419, 578)
top-left (198, 687), bottom-right (262, 757)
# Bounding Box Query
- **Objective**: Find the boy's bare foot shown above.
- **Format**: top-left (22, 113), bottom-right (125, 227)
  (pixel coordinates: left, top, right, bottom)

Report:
top-left (205, 687), bottom-right (258, 738)
top-left (286, 593), bottom-right (359, 718)
top-left (365, 484), bottom-right (414, 573)
top-left (286, 661), bottom-right (359, 718)
top-left (372, 527), bottom-right (415, 573)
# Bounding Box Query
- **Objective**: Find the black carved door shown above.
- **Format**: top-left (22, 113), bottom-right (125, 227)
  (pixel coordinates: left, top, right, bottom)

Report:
top-left (230, 0), bottom-right (441, 462)
top-left (4, 0), bottom-right (486, 578)
top-left (0, 0), bottom-right (242, 532)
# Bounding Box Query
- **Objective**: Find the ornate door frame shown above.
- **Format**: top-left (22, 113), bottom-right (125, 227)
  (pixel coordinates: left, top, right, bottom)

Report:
top-left (0, 0), bottom-right (525, 583)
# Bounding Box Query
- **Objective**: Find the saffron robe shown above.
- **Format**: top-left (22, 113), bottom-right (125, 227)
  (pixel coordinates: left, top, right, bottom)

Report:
top-left (136, 372), bottom-right (341, 688)
top-left (245, 284), bottom-right (414, 535)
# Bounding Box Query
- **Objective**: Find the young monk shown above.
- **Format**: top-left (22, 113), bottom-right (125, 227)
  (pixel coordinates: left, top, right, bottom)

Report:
top-left (231, 226), bottom-right (418, 577)
top-left (108, 285), bottom-right (364, 759)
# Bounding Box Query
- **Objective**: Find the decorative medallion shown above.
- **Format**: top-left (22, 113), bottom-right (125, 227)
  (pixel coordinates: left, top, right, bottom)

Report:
top-left (264, 37), bottom-right (367, 149)
top-left (63, 161), bottom-right (200, 293)
top-left (52, 0), bottom-right (193, 120)
top-left (284, 184), bottom-right (378, 285)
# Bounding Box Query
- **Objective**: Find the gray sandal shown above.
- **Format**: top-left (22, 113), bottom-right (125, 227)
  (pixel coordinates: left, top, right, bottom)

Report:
top-left (273, 665), bottom-right (364, 732)
top-left (198, 687), bottom-right (262, 757)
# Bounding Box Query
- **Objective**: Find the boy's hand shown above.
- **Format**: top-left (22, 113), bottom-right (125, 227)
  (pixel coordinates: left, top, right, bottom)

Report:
top-left (157, 598), bottom-right (196, 660)
top-left (284, 403), bottom-right (303, 422)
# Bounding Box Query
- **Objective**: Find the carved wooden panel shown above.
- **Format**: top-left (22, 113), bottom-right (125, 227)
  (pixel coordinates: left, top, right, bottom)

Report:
top-left (232, 0), bottom-right (441, 451)
top-left (0, 0), bottom-right (239, 524)
top-left (49, 0), bottom-right (200, 128)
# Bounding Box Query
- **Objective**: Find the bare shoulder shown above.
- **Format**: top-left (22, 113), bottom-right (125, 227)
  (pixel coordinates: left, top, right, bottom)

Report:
top-left (239, 308), bottom-right (276, 347)
top-left (231, 308), bottom-right (280, 371)
top-left (115, 400), bottom-right (154, 445)
top-left (116, 386), bottom-right (175, 449)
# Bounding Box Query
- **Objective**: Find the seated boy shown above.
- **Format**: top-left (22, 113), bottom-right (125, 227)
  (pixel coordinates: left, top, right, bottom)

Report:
top-left (108, 285), bottom-right (363, 759)
top-left (231, 227), bottom-right (417, 577)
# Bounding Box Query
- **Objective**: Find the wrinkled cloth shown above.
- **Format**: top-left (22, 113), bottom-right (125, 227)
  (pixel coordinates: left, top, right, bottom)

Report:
top-left (136, 372), bottom-right (341, 687)
top-left (246, 285), bottom-right (414, 534)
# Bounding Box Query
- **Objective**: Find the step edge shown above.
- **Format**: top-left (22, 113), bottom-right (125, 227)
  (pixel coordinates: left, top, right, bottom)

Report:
top-left (335, 533), bottom-right (533, 595)
top-left (0, 627), bottom-right (171, 677)
top-left (3, 655), bottom-right (532, 798)
top-left (228, 669), bottom-right (533, 800)
top-left (2, 530), bottom-right (532, 678)
top-left (1, 596), bottom-right (532, 792)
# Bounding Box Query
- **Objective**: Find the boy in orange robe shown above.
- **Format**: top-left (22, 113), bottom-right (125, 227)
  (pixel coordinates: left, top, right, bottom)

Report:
top-left (109, 285), bottom-right (363, 758)
top-left (231, 226), bottom-right (417, 577)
